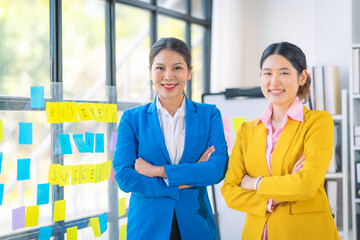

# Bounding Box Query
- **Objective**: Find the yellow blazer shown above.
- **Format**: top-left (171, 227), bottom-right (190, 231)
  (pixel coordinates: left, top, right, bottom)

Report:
top-left (221, 106), bottom-right (339, 240)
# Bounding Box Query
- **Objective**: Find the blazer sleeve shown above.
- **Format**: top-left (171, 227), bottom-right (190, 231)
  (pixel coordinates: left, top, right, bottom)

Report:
top-left (256, 111), bottom-right (334, 202)
top-left (163, 105), bottom-right (229, 187)
top-left (113, 110), bottom-right (179, 199)
top-left (221, 123), bottom-right (268, 217)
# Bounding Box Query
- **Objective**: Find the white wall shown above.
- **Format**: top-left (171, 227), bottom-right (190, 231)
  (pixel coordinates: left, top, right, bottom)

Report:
top-left (211, 0), bottom-right (351, 92)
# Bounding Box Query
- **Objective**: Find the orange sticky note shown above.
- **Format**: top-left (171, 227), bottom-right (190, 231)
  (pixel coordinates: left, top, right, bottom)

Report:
top-left (67, 226), bottom-right (78, 240)
top-left (120, 224), bottom-right (127, 240)
top-left (118, 197), bottom-right (126, 217)
top-left (59, 165), bottom-right (71, 187)
top-left (77, 103), bottom-right (92, 121)
top-left (71, 165), bottom-right (80, 185)
top-left (0, 120), bottom-right (3, 141)
top-left (53, 200), bottom-right (66, 222)
top-left (232, 117), bottom-right (246, 132)
top-left (25, 205), bottom-right (39, 227)
top-left (48, 164), bottom-right (61, 185)
top-left (90, 217), bottom-right (101, 237)
top-left (46, 102), bottom-right (60, 123)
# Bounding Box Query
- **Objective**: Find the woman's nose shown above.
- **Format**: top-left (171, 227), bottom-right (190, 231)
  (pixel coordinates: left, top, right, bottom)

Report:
top-left (164, 69), bottom-right (174, 79)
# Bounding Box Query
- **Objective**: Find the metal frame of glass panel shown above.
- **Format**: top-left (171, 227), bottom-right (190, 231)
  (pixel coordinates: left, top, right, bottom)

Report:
top-left (0, 0), bottom-right (212, 239)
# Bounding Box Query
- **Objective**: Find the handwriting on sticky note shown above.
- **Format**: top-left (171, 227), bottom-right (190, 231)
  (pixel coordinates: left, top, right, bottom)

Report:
top-left (58, 134), bottom-right (72, 154)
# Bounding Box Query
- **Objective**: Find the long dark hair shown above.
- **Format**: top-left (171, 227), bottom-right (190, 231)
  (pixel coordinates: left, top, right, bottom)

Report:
top-left (149, 37), bottom-right (192, 70)
top-left (260, 42), bottom-right (311, 103)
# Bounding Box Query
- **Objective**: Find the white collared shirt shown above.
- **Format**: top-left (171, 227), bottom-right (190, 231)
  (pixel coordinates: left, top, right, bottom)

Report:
top-left (156, 96), bottom-right (186, 165)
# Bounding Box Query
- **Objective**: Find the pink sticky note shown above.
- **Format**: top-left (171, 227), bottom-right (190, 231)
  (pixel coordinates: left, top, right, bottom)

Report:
top-left (225, 134), bottom-right (233, 151)
top-left (111, 132), bottom-right (117, 151)
top-left (12, 206), bottom-right (26, 230)
top-left (222, 118), bottom-right (230, 132)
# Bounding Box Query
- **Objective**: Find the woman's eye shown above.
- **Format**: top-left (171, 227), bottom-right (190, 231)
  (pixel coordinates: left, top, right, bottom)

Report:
top-left (280, 72), bottom-right (289, 75)
top-left (263, 72), bottom-right (271, 76)
top-left (156, 67), bottom-right (164, 70)
top-left (174, 66), bottom-right (182, 70)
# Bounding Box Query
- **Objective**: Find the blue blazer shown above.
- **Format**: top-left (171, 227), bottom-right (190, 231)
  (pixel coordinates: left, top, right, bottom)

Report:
top-left (113, 96), bottom-right (228, 240)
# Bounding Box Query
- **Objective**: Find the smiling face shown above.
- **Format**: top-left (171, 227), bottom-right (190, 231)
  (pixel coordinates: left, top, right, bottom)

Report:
top-left (260, 54), bottom-right (306, 110)
top-left (150, 49), bottom-right (192, 103)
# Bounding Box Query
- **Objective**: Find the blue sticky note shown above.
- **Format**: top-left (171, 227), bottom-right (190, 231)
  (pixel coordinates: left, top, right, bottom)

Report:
top-left (30, 86), bottom-right (45, 108)
top-left (95, 133), bottom-right (104, 153)
top-left (99, 212), bottom-right (107, 234)
top-left (17, 158), bottom-right (31, 181)
top-left (37, 183), bottom-right (50, 205)
top-left (19, 122), bottom-right (33, 145)
top-left (0, 184), bottom-right (4, 205)
top-left (73, 134), bottom-right (90, 153)
top-left (85, 132), bottom-right (95, 153)
top-left (0, 152), bottom-right (3, 174)
top-left (58, 134), bottom-right (72, 154)
top-left (38, 226), bottom-right (52, 240)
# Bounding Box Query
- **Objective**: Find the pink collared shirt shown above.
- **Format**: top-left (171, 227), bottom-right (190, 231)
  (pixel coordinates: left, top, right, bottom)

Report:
top-left (255, 97), bottom-right (304, 240)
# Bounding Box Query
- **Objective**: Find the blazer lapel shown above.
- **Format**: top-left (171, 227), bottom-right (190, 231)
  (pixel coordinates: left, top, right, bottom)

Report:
top-left (146, 100), bottom-right (172, 164)
top-left (270, 119), bottom-right (301, 176)
top-left (252, 123), bottom-right (271, 177)
top-left (179, 97), bottom-right (198, 164)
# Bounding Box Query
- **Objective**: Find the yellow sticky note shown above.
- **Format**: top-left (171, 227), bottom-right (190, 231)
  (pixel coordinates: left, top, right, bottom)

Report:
top-left (103, 104), bottom-right (111, 123)
top-left (120, 224), bottom-right (127, 240)
top-left (59, 165), bottom-right (71, 187)
top-left (67, 226), bottom-right (78, 240)
top-left (88, 164), bottom-right (97, 183)
top-left (57, 102), bottom-right (68, 123)
top-left (67, 102), bottom-right (79, 122)
top-left (88, 103), bottom-right (98, 121)
top-left (90, 217), bottom-right (101, 237)
top-left (0, 120), bottom-right (3, 141)
top-left (25, 205), bottom-right (39, 227)
top-left (77, 103), bottom-right (92, 121)
top-left (79, 164), bottom-right (88, 184)
top-left (71, 165), bottom-right (80, 185)
top-left (103, 161), bottom-right (112, 180)
top-left (46, 102), bottom-right (60, 123)
top-left (232, 117), bottom-right (247, 132)
top-left (53, 200), bottom-right (66, 222)
top-left (96, 163), bottom-right (104, 183)
top-left (48, 164), bottom-right (61, 185)
top-left (95, 104), bottom-right (105, 122)
top-left (110, 104), bottom-right (117, 123)
top-left (118, 197), bottom-right (126, 217)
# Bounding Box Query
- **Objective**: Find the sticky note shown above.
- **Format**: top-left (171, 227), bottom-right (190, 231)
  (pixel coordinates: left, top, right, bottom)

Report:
top-left (79, 165), bottom-right (88, 184)
top-left (58, 134), bottom-right (72, 154)
top-left (67, 102), bottom-right (79, 122)
top-left (0, 184), bottom-right (4, 205)
top-left (103, 104), bottom-right (111, 122)
top-left (37, 183), bottom-right (50, 205)
top-left (110, 104), bottom-right (117, 123)
top-left (73, 134), bottom-right (90, 153)
top-left (59, 165), bottom-right (71, 186)
top-left (95, 133), bottom-right (104, 153)
top-left (77, 103), bottom-right (92, 121)
top-left (0, 152), bottom-right (3, 174)
top-left (118, 197), bottom-right (126, 217)
top-left (96, 163), bottom-right (104, 183)
top-left (58, 102), bottom-right (68, 123)
top-left (46, 102), bottom-right (60, 123)
top-left (88, 164), bottom-right (97, 183)
top-left (48, 164), bottom-right (61, 185)
top-left (88, 103), bottom-right (98, 121)
top-left (53, 200), bottom-right (66, 222)
top-left (0, 120), bottom-right (3, 141)
top-left (19, 122), bottom-right (32, 144)
top-left (66, 226), bottom-right (77, 240)
top-left (17, 158), bottom-right (31, 181)
top-left (12, 206), bottom-right (25, 230)
top-left (39, 226), bottom-right (52, 240)
top-left (99, 212), bottom-right (107, 234)
top-left (25, 205), bottom-right (39, 227)
top-left (30, 86), bottom-right (45, 108)
top-left (225, 134), bottom-right (233, 151)
top-left (232, 117), bottom-right (246, 132)
top-left (120, 224), bottom-right (127, 240)
top-left (90, 217), bottom-right (101, 237)
top-left (85, 132), bottom-right (95, 153)
top-left (111, 132), bottom-right (117, 151)
top-left (95, 104), bottom-right (105, 122)
top-left (103, 161), bottom-right (112, 180)
top-left (71, 165), bottom-right (80, 185)
top-left (222, 118), bottom-right (230, 132)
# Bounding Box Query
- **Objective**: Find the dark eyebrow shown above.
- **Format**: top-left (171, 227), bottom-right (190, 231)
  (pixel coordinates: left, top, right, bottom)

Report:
top-left (262, 67), bottom-right (291, 71)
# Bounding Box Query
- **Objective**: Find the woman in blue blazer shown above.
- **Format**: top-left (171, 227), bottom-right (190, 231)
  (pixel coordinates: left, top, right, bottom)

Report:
top-left (113, 37), bottom-right (228, 240)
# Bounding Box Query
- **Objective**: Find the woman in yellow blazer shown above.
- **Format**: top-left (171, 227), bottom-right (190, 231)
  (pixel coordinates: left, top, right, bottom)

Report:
top-left (221, 42), bottom-right (339, 240)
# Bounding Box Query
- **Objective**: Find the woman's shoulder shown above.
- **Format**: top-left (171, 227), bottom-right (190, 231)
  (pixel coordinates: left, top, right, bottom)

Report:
top-left (304, 107), bottom-right (333, 122)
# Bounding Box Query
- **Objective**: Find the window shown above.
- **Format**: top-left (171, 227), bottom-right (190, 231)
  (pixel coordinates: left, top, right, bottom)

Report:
top-left (0, 0), bottom-right (211, 239)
